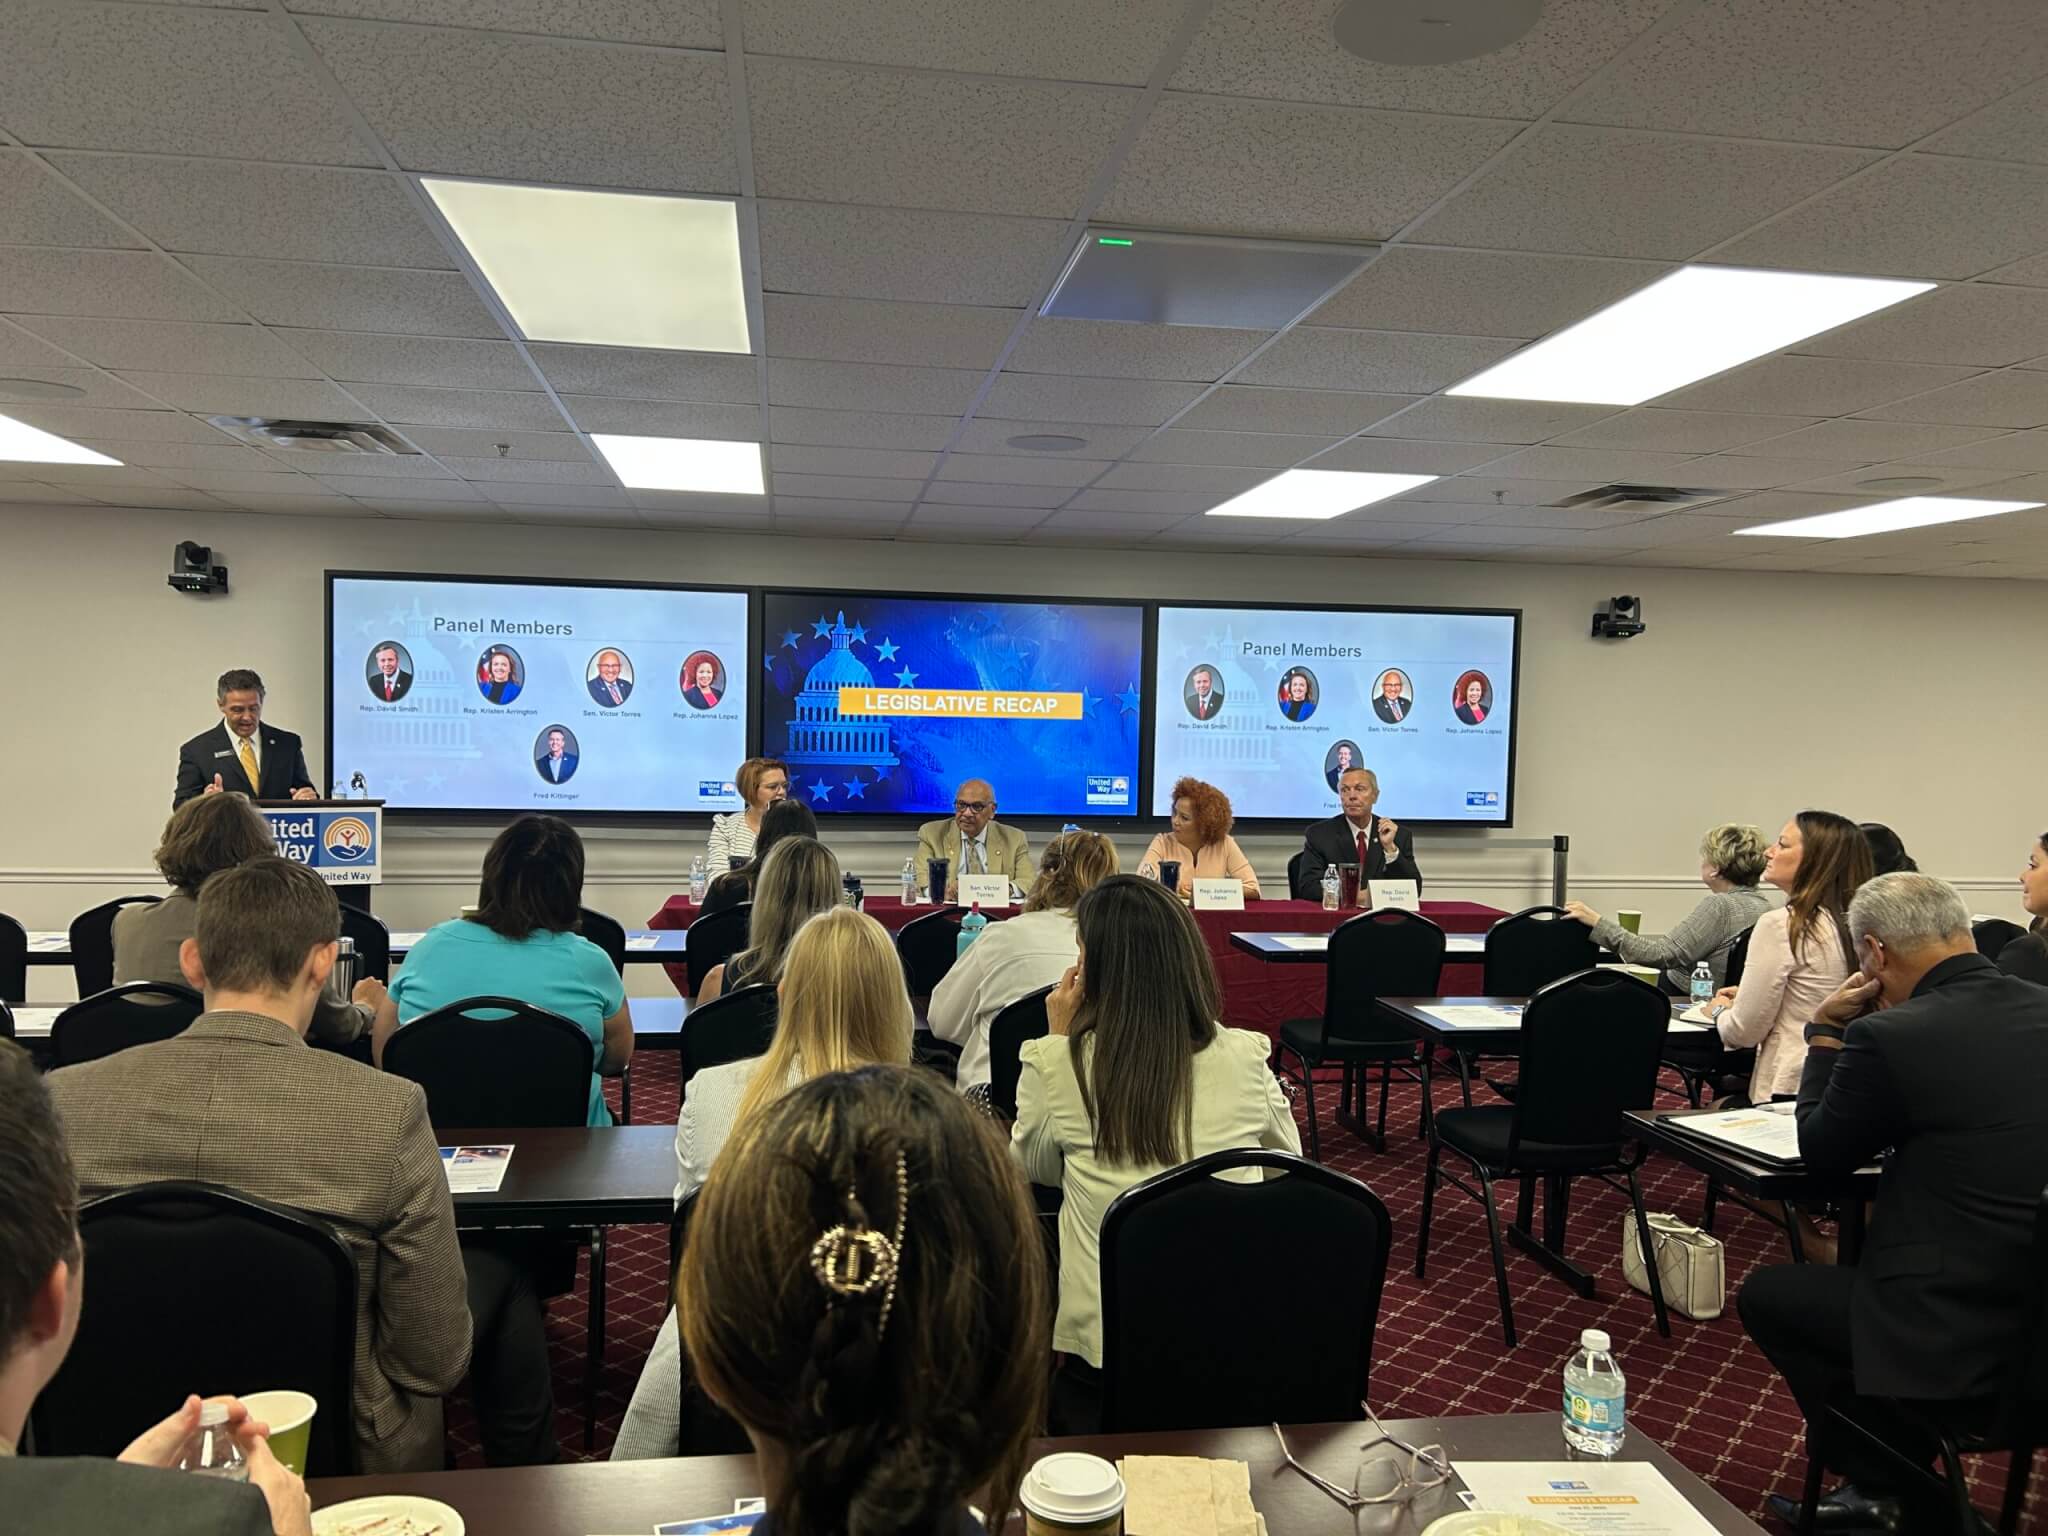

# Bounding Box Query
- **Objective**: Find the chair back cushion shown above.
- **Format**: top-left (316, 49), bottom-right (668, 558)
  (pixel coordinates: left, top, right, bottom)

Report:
top-left (1974, 918), bottom-right (2027, 963)
top-left (1724, 923), bottom-right (1757, 987)
top-left (51, 983), bottom-right (204, 1068)
top-left (383, 998), bottom-right (594, 1127)
top-left (579, 907), bottom-right (628, 976)
top-left (1483, 905), bottom-right (1599, 996)
top-left (1324, 910), bottom-right (1446, 1044)
top-left (681, 984), bottom-right (779, 1087)
top-left (685, 904), bottom-right (752, 996)
top-left (0, 913), bottom-right (25, 1005)
top-left (337, 905), bottom-right (392, 984)
top-left (1512, 969), bottom-right (1668, 1152)
top-left (986, 984), bottom-right (1053, 1120)
top-left (896, 909), bottom-right (965, 998)
top-left (69, 894), bottom-right (162, 996)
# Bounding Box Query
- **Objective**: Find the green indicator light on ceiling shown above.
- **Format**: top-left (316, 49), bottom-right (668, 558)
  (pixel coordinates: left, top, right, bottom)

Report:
top-left (1096, 237), bottom-right (1134, 246)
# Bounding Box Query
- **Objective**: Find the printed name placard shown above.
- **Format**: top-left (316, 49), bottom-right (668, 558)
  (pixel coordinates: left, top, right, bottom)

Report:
top-left (1192, 878), bottom-right (1246, 911)
top-left (1368, 878), bottom-right (1421, 911)
top-left (958, 873), bottom-right (1012, 909)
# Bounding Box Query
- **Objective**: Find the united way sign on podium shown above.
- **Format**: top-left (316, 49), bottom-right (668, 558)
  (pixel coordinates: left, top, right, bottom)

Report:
top-left (257, 800), bottom-right (384, 885)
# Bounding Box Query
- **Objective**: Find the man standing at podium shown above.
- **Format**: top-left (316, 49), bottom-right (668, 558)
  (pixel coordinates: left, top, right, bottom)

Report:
top-left (174, 668), bottom-right (318, 806)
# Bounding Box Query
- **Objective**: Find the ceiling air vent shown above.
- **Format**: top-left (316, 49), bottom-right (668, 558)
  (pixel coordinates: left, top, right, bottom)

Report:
top-left (1551, 483), bottom-right (1731, 515)
top-left (207, 417), bottom-right (416, 456)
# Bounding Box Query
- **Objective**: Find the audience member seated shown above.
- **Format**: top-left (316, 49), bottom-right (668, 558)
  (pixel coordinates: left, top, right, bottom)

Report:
top-left (929, 829), bottom-right (1119, 1100)
top-left (1741, 873), bottom-right (2048, 1533)
top-left (1564, 823), bottom-right (1773, 993)
top-left (49, 858), bottom-right (471, 1475)
top-left (1703, 810), bottom-right (1871, 1102)
top-left (698, 837), bottom-right (840, 1003)
top-left (1860, 821), bottom-right (1918, 876)
top-left (116, 793), bottom-right (378, 1045)
top-left (0, 1039), bottom-right (312, 1535)
top-left (699, 798), bottom-right (817, 916)
top-left (678, 1066), bottom-right (1048, 1533)
top-left (377, 814), bottom-right (630, 1127)
top-left (614, 908), bottom-right (915, 1460)
top-left (1139, 776), bottom-right (1261, 899)
top-left (1010, 875), bottom-right (1298, 1430)
top-left (2000, 830), bottom-right (2048, 986)
top-left (704, 757), bottom-right (790, 873)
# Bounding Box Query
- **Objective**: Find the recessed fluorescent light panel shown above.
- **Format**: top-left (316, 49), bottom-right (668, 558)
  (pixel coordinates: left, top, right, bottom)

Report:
top-left (591, 434), bottom-right (763, 495)
top-left (1205, 469), bottom-right (1437, 519)
top-left (0, 411), bottom-right (120, 466)
top-left (422, 179), bottom-right (750, 353)
top-left (1735, 496), bottom-right (2041, 539)
top-left (1447, 266), bottom-right (1934, 406)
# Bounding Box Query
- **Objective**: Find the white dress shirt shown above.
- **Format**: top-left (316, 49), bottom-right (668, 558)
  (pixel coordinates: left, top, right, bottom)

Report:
top-left (928, 908), bottom-right (1078, 1091)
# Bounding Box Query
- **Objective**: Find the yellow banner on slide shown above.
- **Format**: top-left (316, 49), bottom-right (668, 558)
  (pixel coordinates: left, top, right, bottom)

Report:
top-left (839, 687), bottom-right (1082, 720)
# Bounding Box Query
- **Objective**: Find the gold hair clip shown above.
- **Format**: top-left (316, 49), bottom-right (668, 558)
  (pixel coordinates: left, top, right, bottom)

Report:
top-left (808, 1150), bottom-right (910, 1337)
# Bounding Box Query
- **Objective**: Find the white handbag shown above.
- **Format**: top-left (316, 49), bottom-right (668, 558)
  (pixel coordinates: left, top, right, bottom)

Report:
top-left (1621, 1211), bottom-right (1725, 1321)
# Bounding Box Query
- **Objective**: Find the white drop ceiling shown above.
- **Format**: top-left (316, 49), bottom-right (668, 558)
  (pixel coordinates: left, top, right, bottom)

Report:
top-left (0, 0), bottom-right (2045, 575)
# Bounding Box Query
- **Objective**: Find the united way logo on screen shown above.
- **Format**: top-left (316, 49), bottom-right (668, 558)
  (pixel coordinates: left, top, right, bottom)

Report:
top-left (1466, 790), bottom-right (1501, 809)
top-left (322, 816), bottom-right (375, 863)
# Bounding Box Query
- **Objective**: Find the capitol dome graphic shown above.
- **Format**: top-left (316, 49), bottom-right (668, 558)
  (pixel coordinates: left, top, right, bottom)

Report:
top-left (784, 612), bottom-right (899, 769)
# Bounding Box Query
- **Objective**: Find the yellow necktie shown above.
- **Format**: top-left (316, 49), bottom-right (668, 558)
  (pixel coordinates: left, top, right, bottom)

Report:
top-left (238, 738), bottom-right (259, 793)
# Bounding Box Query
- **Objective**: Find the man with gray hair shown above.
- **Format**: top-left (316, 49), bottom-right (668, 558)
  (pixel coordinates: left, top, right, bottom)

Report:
top-left (1741, 872), bottom-right (2048, 1532)
top-left (173, 668), bottom-right (318, 806)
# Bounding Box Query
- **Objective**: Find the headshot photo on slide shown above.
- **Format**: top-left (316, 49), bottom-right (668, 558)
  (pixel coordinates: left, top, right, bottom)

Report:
top-left (1183, 662), bottom-right (1225, 721)
top-left (1324, 740), bottom-right (1362, 791)
top-left (534, 724), bottom-right (579, 784)
top-left (477, 644), bottom-right (524, 706)
top-left (681, 650), bottom-right (726, 710)
top-left (1276, 667), bottom-right (1318, 722)
top-left (586, 646), bottom-right (635, 708)
top-left (1454, 669), bottom-right (1494, 726)
top-left (1371, 668), bottom-right (1414, 725)
top-left (365, 639), bottom-right (414, 703)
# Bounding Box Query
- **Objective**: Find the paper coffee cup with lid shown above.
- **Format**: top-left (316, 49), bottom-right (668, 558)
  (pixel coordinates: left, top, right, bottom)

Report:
top-left (1021, 1451), bottom-right (1125, 1536)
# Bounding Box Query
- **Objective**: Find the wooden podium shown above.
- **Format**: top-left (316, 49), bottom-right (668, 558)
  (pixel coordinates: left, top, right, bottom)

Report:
top-left (255, 799), bottom-right (384, 912)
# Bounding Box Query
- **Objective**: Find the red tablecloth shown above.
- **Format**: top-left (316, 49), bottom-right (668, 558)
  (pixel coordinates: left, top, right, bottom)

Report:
top-left (650, 894), bottom-right (1502, 1038)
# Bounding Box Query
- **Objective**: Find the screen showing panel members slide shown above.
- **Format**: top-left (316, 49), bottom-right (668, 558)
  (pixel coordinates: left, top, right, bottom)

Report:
top-left (1151, 604), bottom-right (1519, 825)
top-left (759, 591), bottom-right (1144, 818)
top-left (328, 573), bottom-right (749, 813)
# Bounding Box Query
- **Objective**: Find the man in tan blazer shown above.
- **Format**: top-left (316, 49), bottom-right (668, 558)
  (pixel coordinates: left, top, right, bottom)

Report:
top-left (912, 778), bottom-right (1033, 900)
top-left (50, 858), bottom-right (471, 1475)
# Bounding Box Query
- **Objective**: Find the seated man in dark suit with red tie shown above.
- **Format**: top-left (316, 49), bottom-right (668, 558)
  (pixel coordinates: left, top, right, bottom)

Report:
top-left (1293, 765), bottom-right (1421, 900)
top-left (173, 669), bottom-right (318, 807)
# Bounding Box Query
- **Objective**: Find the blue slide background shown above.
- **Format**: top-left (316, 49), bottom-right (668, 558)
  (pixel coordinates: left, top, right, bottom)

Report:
top-left (330, 576), bottom-right (749, 812)
top-left (760, 593), bottom-right (1144, 817)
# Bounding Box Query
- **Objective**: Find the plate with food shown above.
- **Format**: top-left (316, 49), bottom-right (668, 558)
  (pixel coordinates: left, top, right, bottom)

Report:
top-left (312, 1494), bottom-right (464, 1536)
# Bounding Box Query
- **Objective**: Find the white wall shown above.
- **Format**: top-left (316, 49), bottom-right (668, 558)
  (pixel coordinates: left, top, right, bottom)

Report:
top-left (7, 504), bottom-right (2041, 997)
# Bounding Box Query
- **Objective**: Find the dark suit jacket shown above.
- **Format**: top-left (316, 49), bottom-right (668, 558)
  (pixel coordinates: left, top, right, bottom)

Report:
top-left (1796, 953), bottom-right (2048, 1400)
top-left (173, 723), bottom-right (313, 806)
top-left (1185, 689), bottom-right (1222, 720)
top-left (588, 675), bottom-right (633, 706)
top-left (1372, 694), bottom-right (1410, 724)
top-left (536, 753), bottom-right (578, 783)
top-left (0, 1455), bottom-right (272, 1535)
top-left (2000, 930), bottom-right (2048, 987)
top-left (368, 669), bottom-right (413, 702)
top-left (481, 678), bottom-right (521, 705)
top-left (1293, 814), bottom-right (1421, 900)
top-left (683, 686), bottom-right (721, 710)
top-left (1456, 702), bottom-right (1489, 725)
top-left (1280, 697), bottom-right (1315, 721)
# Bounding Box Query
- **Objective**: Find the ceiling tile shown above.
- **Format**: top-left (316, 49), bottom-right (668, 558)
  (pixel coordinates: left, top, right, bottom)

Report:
top-left (0, 368), bottom-right (163, 410)
top-left (314, 473), bottom-right (485, 500)
top-left (1410, 125), bottom-right (1879, 259)
top-left (1566, 0), bottom-right (2048, 147)
top-left (909, 504), bottom-right (1046, 531)
top-left (917, 483), bottom-right (1072, 509)
top-left (351, 497), bottom-right (503, 519)
top-left (78, 486), bottom-right (240, 510)
top-left (0, 324), bottom-right (76, 367)
top-left (1404, 474), bottom-right (1594, 503)
top-left (110, 372), bottom-right (367, 417)
top-left (749, 59), bottom-right (1135, 217)
top-left (1655, 354), bottom-right (1979, 414)
top-left (1099, 95), bottom-right (1520, 241)
top-left (1924, 78), bottom-right (2048, 166)
top-left (767, 359), bottom-right (983, 415)
top-left (950, 418), bottom-right (1151, 457)
top-left (0, 3), bottom-right (371, 163)
top-left (0, 405), bottom-right (231, 443)
top-left (770, 473), bottom-right (923, 502)
top-left (394, 427), bottom-right (590, 460)
top-left (0, 248), bottom-right (241, 322)
top-left (767, 446), bottom-right (936, 480)
top-left (1317, 497), bottom-right (1495, 526)
top-left (757, 203), bottom-right (1071, 307)
top-left (70, 439), bottom-right (276, 471)
top-left (766, 407), bottom-right (960, 450)
top-left (348, 384), bottom-right (563, 429)
top-left (14, 461), bottom-right (181, 487)
top-left (936, 453), bottom-right (1111, 487)
top-left (762, 295), bottom-right (1018, 371)
top-left (285, 0), bottom-right (723, 47)
top-left (1715, 157), bottom-right (2048, 280)
top-left (1361, 395), bottom-right (1616, 443)
top-left (13, 317), bottom-right (321, 377)
top-left (1796, 285), bottom-right (2048, 368)
top-left (565, 396), bottom-right (760, 438)
top-left (978, 374), bottom-right (1205, 425)
top-left (1988, 254), bottom-right (2048, 289)
top-left (1095, 462), bottom-right (1266, 493)
top-left (1033, 508), bottom-right (1184, 534)
top-left (739, 0), bottom-right (1179, 84)
top-left (1168, 0), bottom-right (1671, 118)
top-left (484, 484), bottom-right (632, 508)
top-left (277, 329), bottom-right (534, 389)
top-left (0, 483), bottom-right (118, 504)
top-left (1308, 247), bottom-right (1668, 337)
top-left (1860, 370), bottom-right (2048, 429)
top-left (180, 257), bottom-right (504, 336)
top-left (257, 448), bottom-right (451, 478)
top-left (529, 343), bottom-right (757, 402)
top-left (1546, 408), bottom-right (1819, 453)
top-left (0, 151), bottom-right (137, 247)
top-left (1782, 462), bottom-right (2025, 495)
top-left (1006, 318), bottom-right (1264, 382)
top-left (51, 154), bottom-right (452, 267)
top-left (1128, 429), bottom-right (1337, 467)
top-left (1308, 438), bottom-right (1516, 475)
top-left (1235, 329), bottom-right (1518, 392)
top-left (230, 492), bottom-right (379, 515)
top-left (1176, 385), bottom-right (1416, 435)
top-left (158, 469), bottom-right (317, 494)
top-left (1480, 445), bottom-right (1700, 482)
top-left (1662, 455), bottom-right (1870, 490)
top-left (1068, 486), bottom-right (1228, 515)
top-left (440, 455), bottom-right (612, 484)
top-left (1737, 418), bottom-right (2012, 461)
top-left (303, 19), bottom-right (735, 191)
top-left (1896, 429), bottom-right (2048, 473)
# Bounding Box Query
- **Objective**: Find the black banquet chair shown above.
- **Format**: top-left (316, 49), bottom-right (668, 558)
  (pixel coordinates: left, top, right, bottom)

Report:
top-left (985, 984), bottom-right (1053, 1122)
top-left (67, 893), bottom-right (162, 996)
top-left (0, 912), bottom-right (26, 1005)
top-left (579, 906), bottom-right (632, 1122)
top-left (1975, 918), bottom-right (2027, 963)
top-left (30, 1181), bottom-right (358, 1475)
top-left (338, 904), bottom-right (392, 983)
top-left (685, 903), bottom-right (750, 999)
top-left (1483, 904), bottom-right (1600, 996)
top-left (1416, 967), bottom-right (1672, 1348)
top-left (681, 983), bottom-right (779, 1090)
top-left (896, 908), bottom-right (965, 999)
top-left (50, 982), bottom-right (204, 1067)
top-left (1274, 909), bottom-right (1446, 1158)
top-left (1099, 1149), bottom-right (1392, 1432)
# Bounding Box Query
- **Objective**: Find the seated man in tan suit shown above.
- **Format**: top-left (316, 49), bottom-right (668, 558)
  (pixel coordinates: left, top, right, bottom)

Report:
top-left (912, 779), bottom-right (1033, 901)
top-left (50, 858), bottom-right (471, 1475)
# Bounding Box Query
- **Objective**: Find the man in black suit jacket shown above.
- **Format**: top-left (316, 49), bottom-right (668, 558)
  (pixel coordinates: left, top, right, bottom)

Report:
top-left (1740, 873), bottom-right (2048, 1531)
top-left (1371, 672), bottom-right (1411, 724)
top-left (1292, 765), bottom-right (1421, 900)
top-left (587, 649), bottom-right (632, 707)
top-left (173, 669), bottom-right (317, 806)
top-left (366, 642), bottom-right (412, 703)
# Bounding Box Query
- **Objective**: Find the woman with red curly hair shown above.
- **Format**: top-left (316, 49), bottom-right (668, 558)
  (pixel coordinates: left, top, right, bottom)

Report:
top-left (1139, 776), bottom-right (1261, 899)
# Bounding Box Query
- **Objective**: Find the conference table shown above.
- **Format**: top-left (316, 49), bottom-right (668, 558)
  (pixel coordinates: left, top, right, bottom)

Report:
top-left (19, 927), bottom-right (689, 970)
top-left (307, 1414), bottom-right (1768, 1535)
top-left (436, 1124), bottom-right (676, 1229)
top-left (6, 995), bottom-right (692, 1048)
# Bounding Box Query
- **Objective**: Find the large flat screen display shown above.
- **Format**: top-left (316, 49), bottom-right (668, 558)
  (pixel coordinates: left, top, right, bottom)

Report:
top-left (1150, 604), bottom-right (1519, 825)
top-left (328, 573), bottom-right (750, 813)
top-left (759, 591), bottom-right (1145, 818)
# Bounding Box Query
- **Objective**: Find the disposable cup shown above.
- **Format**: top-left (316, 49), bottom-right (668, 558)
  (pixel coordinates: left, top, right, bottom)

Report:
top-left (1020, 1452), bottom-right (1125, 1536)
top-left (1616, 910), bottom-right (1643, 934)
top-left (239, 1389), bottom-right (316, 1476)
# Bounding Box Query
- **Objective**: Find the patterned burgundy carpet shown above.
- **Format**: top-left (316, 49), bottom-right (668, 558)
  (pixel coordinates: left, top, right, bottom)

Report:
top-left (441, 1050), bottom-right (2032, 1531)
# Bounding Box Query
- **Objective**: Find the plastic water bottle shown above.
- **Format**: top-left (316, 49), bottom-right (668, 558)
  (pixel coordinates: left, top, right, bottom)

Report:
top-left (1321, 865), bottom-right (1340, 912)
top-left (1690, 961), bottom-right (1715, 1009)
top-left (1562, 1328), bottom-right (1626, 1457)
top-left (177, 1400), bottom-right (249, 1483)
top-left (957, 902), bottom-right (987, 958)
top-left (688, 856), bottom-right (707, 906)
top-left (901, 857), bottom-right (919, 906)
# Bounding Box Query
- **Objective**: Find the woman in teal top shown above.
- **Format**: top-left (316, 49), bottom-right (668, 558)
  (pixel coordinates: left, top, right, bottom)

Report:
top-left (380, 815), bottom-right (631, 1127)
